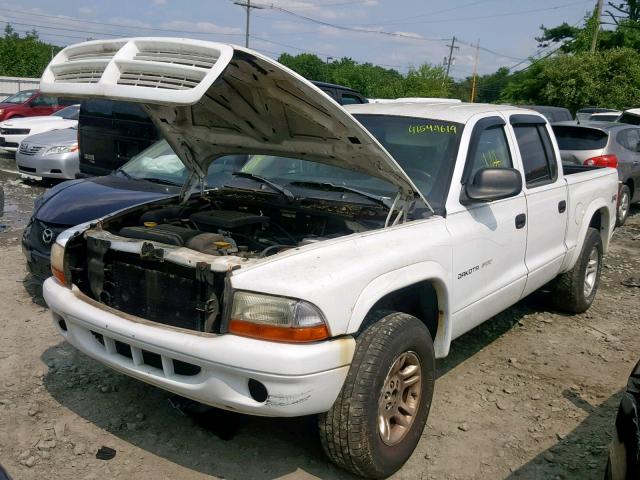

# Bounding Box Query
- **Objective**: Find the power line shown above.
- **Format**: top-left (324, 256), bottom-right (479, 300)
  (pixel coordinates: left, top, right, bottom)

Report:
top-left (368, 0), bottom-right (594, 26)
top-left (357, 0), bottom-right (495, 26)
top-left (0, 7), bottom-right (244, 36)
top-left (0, 10), bottom-right (414, 72)
top-left (248, 2), bottom-right (449, 42)
top-left (251, 4), bottom-right (532, 62)
top-left (234, 0), bottom-right (265, 47)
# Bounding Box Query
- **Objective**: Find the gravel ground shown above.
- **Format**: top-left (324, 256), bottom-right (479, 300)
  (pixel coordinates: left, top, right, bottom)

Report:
top-left (0, 165), bottom-right (639, 480)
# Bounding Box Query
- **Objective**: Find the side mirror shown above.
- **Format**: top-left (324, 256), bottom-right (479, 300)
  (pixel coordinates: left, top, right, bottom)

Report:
top-left (463, 168), bottom-right (522, 203)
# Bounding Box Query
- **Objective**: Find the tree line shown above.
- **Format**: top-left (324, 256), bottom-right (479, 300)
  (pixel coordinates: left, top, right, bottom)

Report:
top-left (0, 25), bottom-right (62, 78)
top-left (3, 1), bottom-right (640, 112)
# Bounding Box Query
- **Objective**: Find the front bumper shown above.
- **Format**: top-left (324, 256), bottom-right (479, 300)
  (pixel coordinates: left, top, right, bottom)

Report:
top-left (16, 151), bottom-right (79, 179)
top-left (43, 278), bottom-right (354, 417)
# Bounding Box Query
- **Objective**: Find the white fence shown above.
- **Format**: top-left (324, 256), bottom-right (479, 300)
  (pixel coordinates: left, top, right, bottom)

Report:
top-left (0, 76), bottom-right (40, 98)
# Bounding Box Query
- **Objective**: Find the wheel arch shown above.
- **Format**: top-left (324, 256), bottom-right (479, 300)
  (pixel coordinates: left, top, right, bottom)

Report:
top-left (562, 199), bottom-right (611, 272)
top-left (346, 261), bottom-right (452, 358)
top-left (624, 178), bottom-right (634, 199)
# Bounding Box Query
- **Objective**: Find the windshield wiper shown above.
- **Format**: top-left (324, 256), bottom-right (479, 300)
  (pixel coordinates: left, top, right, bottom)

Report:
top-left (117, 169), bottom-right (134, 180)
top-left (289, 181), bottom-right (390, 207)
top-left (231, 172), bottom-right (295, 201)
top-left (137, 177), bottom-right (182, 187)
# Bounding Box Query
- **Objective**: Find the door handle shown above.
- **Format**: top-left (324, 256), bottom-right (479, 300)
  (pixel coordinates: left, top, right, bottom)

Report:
top-left (515, 213), bottom-right (526, 229)
top-left (558, 200), bottom-right (567, 213)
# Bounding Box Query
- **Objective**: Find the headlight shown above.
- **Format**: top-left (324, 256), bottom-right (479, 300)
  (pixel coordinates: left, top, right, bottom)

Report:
top-left (45, 143), bottom-right (78, 155)
top-left (229, 291), bottom-right (329, 342)
top-left (50, 242), bottom-right (69, 287)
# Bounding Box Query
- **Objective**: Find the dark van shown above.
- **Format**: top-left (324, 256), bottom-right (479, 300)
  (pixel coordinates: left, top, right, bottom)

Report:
top-left (78, 100), bottom-right (159, 176)
top-left (77, 81), bottom-right (365, 176)
top-left (313, 81), bottom-right (368, 105)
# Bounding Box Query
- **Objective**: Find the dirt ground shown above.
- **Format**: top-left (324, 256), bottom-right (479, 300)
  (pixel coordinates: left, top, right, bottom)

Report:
top-left (0, 160), bottom-right (639, 480)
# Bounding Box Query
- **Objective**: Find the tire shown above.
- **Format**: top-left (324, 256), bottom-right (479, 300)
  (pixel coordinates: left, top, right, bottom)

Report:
top-left (318, 311), bottom-right (435, 479)
top-left (617, 185), bottom-right (631, 227)
top-left (550, 227), bottom-right (603, 314)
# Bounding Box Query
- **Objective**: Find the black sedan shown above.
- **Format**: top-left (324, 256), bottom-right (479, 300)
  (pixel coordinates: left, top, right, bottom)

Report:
top-left (22, 140), bottom-right (246, 280)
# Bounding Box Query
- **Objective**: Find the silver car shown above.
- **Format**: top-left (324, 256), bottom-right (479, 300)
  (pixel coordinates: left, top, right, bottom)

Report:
top-left (16, 127), bottom-right (79, 180)
top-left (552, 121), bottom-right (640, 226)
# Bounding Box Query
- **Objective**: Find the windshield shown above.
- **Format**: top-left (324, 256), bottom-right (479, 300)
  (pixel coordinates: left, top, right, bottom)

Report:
top-left (52, 105), bottom-right (80, 120)
top-left (240, 155), bottom-right (397, 198)
top-left (355, 114), bottom-right (463, 212)
top-left (2, 90), bottom-right (36, 104)
top-left (121, 140), bottom-right (247, 186)
top-left (552, 126), bottom-right (608, 150)
top-left (234, 115), bottom-right (463, 213)
top-left (124, 114), bottom-right (464, 214)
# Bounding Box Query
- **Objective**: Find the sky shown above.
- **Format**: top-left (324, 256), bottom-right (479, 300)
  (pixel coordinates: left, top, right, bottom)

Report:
top-left (0, 0), bottom-right (599, 78)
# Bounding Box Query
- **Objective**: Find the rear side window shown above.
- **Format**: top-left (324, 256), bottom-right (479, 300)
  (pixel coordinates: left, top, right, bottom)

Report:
top-left (81, 99), bottom-right (113, 117)
top-left (514, 125), bottom-right (558, 187)
top-left (340, 93), bottom-right (364, 105)
top-left (617, 128), bottom-right (640, 152)
top-left (552, 126), bottom-right (608, 150)
top-left (30, 95), bottom-right (56, 107)
top-left (618, 112), bottom-right (640, 126)
top-left (57, 97), bottom-right (80, 106)
top-left (113, 101), bottom-right (150, 121)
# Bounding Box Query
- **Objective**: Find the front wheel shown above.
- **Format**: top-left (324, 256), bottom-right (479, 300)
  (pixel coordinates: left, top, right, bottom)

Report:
top-left (318, 311), bottom-right (435, 479)
top-left (550, 227), bottom-right (603, 313)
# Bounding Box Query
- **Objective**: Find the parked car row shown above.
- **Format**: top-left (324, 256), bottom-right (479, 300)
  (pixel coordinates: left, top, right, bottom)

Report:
top-left (551, 121), bottom-right (640, 226)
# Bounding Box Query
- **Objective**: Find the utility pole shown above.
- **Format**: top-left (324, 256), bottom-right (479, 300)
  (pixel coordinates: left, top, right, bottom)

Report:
top-left (470, 39), bottom-right (480, 103)
top-left (444, 36), bottom-right (459, 84)
top-left (591, 0), bottom-right (604, 53)
top-left (234, 0), bottom-right (264, 48)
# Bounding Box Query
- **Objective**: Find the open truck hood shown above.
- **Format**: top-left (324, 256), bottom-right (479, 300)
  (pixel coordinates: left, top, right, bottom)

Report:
top-left (40, 37), bottom-right (423, 204)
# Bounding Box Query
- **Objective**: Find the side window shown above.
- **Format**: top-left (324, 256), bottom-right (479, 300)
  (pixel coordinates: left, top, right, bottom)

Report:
top-left (513, 125), bottom-right (557, 187)
top-left (30, 95), bottom-right (56, 107)
top-left (340, 93), bottom-right (363, 105)
top-left (468, 125), bottom-right (512, 180)
top-left (57, 97), bottom-right (80, 106)
top-left (617, 128), bottom-right (640, 152)
top-left (320, 88), bottom-right (336, 101)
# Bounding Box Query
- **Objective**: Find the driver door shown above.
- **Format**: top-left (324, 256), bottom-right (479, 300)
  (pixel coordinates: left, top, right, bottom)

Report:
top-left (29, 94), bottom-right (57, 116)
top-left (446, 116), bottom-right (528, 339)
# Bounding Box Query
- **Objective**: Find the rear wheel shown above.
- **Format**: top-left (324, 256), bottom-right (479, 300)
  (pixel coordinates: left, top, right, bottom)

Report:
top-left (550, 227), bottom-right (603, 313)
top-left (616, 185), bottom-right (631, 227)
top-left (318, 311), bottom-right (435, 479)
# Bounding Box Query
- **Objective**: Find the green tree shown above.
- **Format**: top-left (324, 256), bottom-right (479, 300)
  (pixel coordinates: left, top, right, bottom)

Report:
top-left (606, 0), bottom-right (640, 24)
top-left (500, 48), bottom-right (640, 111)
top-left (278, 52), bottom-right (450, 99)
top-left (402, 64), bottom-right (451, 98)
top-left (0, 24), bottom-right (62, 77)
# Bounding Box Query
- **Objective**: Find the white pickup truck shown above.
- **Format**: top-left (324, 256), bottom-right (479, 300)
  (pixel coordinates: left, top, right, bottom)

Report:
top-left (41, 39), bottom-right (618, 478)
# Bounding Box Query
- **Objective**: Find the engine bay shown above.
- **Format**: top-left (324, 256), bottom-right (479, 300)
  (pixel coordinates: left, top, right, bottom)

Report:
top-left (101, 190), bottom-right (388, 260)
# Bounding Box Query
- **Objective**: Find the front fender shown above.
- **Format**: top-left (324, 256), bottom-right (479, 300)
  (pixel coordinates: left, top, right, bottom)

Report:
top-left (347, 261), bottom-right (452, 358)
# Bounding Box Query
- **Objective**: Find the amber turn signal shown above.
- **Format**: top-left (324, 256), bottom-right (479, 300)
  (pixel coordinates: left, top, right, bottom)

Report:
top-left (229, 319), bottom-right (330, 343)
top-left (52, 266), bottom-right (66, 286)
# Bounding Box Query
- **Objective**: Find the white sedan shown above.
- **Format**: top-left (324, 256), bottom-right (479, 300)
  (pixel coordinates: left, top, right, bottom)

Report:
top-left (0, 104), bottom-right (79, 152)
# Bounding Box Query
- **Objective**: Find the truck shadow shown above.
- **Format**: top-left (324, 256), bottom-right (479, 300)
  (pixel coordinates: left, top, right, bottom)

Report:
top-left (505, 389), bottom-right (621, 479)
top-left (436, 291), bottom-right (549, 378)
top-left (39, 293), bottom-right (554, 479)
top-left (41, 341), bottom-right (359, 480)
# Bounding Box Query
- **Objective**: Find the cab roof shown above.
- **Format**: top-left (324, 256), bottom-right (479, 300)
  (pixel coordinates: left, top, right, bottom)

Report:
top-left (345, 102), bottom-right (543, 124)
